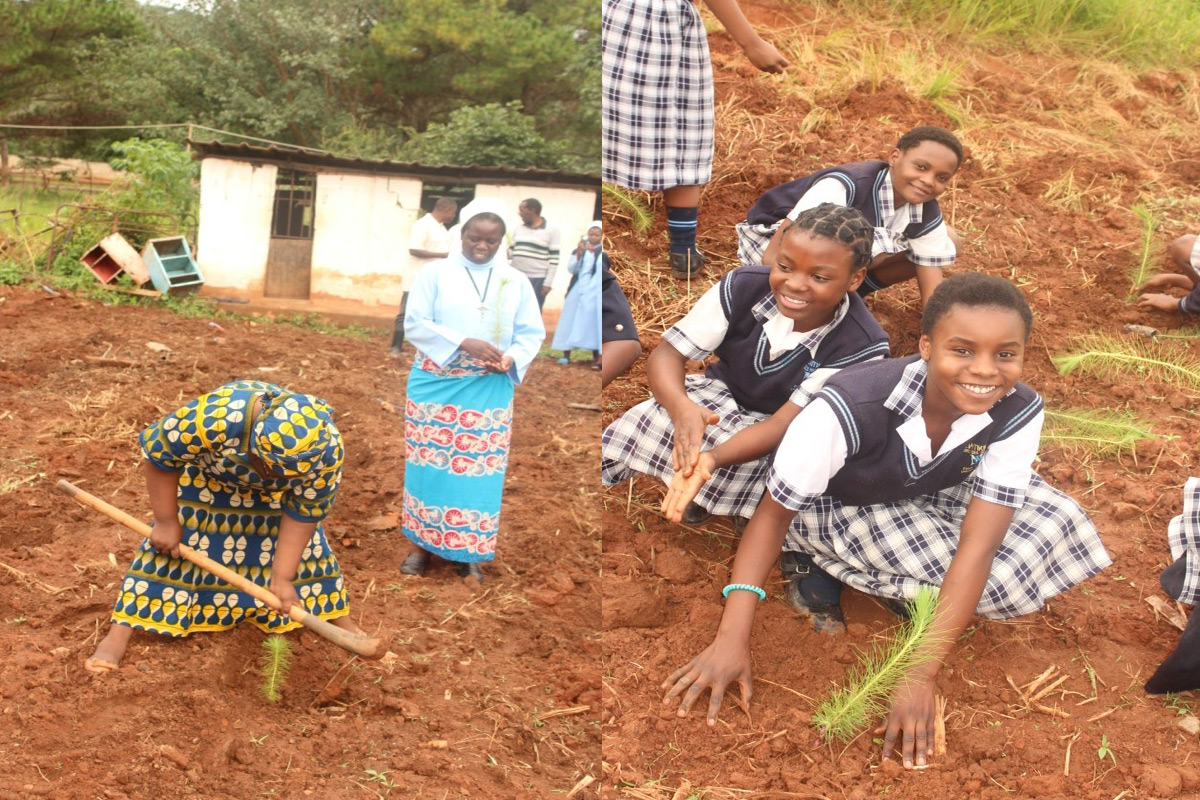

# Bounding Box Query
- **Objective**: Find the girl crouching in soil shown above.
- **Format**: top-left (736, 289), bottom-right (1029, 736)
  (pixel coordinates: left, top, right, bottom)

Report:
top-left (85, 381), bottom-right (362, 672)
top-left (663, 274), bottom-right (1110, 769)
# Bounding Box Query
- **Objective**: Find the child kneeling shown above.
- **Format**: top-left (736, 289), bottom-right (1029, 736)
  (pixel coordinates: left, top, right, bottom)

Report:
top-left (663, 274), bottom-right (1110, 770)
top-left (603, 204), bottom-right (890, 525)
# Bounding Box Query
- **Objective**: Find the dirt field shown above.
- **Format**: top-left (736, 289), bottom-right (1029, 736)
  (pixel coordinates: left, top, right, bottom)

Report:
top-left (0, 288), bottom-right (600, 798)
top-left (602, 3), bottom-right (1200, 799)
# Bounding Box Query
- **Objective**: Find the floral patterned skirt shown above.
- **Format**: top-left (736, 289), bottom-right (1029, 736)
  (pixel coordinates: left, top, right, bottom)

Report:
top-left (401, 353), bottom-right (513, 563)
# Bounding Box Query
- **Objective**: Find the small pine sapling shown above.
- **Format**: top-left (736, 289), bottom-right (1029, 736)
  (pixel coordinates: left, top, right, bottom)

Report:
top-left (602, 183), bottom-right (654, 235)
top-left (812, 585), bottom-right (943, 743)
top-left (1129, 203), bottom-right (1157, 298)
top-left (1052, 334), bottom-right (1200, 391)
top-left (260, 634), bottom-right (293, 703)
top-left (491, 276), bottom-right (511, 347)
top-left (1041, 407), bottom-right (1156, 457)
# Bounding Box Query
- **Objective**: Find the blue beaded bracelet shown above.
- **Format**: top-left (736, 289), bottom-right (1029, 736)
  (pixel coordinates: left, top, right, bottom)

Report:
top-left (722, 583), bottom-right (766, 602)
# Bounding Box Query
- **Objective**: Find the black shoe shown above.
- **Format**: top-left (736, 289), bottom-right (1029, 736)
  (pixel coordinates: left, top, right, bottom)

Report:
top-left (669, 248), bottom-right (706, 276)
top-left (1162, 555), bottom-right (1187, 601)
top-left (681, 501), bottom-right (711, 525)
top-left (457, 562), bottom-right (484, 582)
top-left (780, 551), bottom-right (845, 634)
top-left (400, 549), bottom-right (429, 576)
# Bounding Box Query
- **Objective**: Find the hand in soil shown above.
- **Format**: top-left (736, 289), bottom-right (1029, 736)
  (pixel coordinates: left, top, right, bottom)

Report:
top-left (661, 452), bottom-right (715, 522)
top-left (84, 624), bottom-right (134, 674)
top-left (149, 518), bottom-right (184, 559)
top-left (661, 637), bottom-right (753, 725)
top-left (874, 676), bottom-right (937, 769)
top-left (1136, 292), bottom-right (1185, 313)
top-left (669, 403), bottom-right (719, 475)
top-left (742, 38), bottom-right (789, 74)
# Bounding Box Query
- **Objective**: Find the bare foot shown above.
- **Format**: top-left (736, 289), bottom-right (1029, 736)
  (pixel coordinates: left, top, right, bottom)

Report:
top-left (84, 625), bottom-right (134, 674)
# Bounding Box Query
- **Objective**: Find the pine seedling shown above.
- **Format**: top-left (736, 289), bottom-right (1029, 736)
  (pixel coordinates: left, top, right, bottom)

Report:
top-left (1129, 203), bottom-right (1157, 297)
top-left (492, 276), bottom-right (511, 346)
top-left (812, 585), bottom-right (943, 743)
top-left (260, 634), bottom-right (293, 703)
top-left (1042, 407), bottom-right (1156, 457)
top-left (602, 183), bottom-right (654, 236)
top-left (1052, 334), bottom-right (1200, 391)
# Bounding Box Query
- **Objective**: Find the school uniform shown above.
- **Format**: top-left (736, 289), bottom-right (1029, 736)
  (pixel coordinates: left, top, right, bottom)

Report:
top-left (602, 0), bottom-right (714, 191)
top-left (1147, 478), bottom-right (1200, 693)
top-left (769, 356), bottom-right (1111, 618)
top-left (601, 266), bottom-right (890, 519)
top-left (1181, 239), bottom-right (1200, 314)
top-left (735, 161), bottom-right (956, 292)
top-left (602, 255), bottom-right (639, 344)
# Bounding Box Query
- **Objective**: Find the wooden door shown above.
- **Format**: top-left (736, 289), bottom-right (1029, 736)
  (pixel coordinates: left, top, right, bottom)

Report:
top-left (265, 169), bottom-right (315, 299)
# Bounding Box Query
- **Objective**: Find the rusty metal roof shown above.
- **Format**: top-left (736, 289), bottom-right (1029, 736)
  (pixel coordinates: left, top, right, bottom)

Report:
top-left (189, 140), bottom-right (600, 189)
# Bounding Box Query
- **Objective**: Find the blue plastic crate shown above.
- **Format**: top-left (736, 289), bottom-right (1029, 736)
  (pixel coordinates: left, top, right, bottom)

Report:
top-left (142, 237), bottom-right (204, 296)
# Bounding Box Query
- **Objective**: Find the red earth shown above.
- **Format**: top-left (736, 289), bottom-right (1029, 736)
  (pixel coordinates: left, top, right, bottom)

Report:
top-left (0, 286), bottom-right (600, 798)
top-left (602, 2), bottom-right (1200, 799)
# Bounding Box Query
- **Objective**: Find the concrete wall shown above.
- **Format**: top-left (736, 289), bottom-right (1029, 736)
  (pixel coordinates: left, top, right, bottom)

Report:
top-left (196, 157), bottom-right (599, 311)
top-left (196, 158), bottom-right (276, 292)
top-left (309, 172), bottom-right (422, 308)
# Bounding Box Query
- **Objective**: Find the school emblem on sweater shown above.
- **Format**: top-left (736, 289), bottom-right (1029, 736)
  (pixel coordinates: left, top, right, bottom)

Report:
top-left (961, 443), bottom-right (987, 473)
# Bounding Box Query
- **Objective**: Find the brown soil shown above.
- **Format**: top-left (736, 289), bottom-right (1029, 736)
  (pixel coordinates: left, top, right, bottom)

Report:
top-left (602, 3), bottom-right (1200, 799)
top-left (0, 287), bottom-right (600, 798)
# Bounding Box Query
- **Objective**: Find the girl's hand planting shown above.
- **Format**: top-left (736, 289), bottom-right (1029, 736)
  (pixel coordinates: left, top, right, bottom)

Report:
top-left (661, 451), bottom-right (716, 521)
top-left (668, 401), bottom-right (719, 474)
top-left (875, 674), bottom-right (937, 769)
top-left (662, 636), bottom-right (753, 724)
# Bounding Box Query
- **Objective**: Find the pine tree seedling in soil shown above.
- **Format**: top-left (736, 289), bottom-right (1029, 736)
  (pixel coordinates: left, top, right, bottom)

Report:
top-left (1052, 334), bottom-right (1200, 392)
top-left (812, 585), bottom-right (944, 743)
top-left (602, 183), bottom-right (655, 235)
top-left (260, 634), bottom-right (293, 703)
top-left (1042, 407), bottom-right (1156, 457)
top-left (1129, 203), bottom-right (1157, 298)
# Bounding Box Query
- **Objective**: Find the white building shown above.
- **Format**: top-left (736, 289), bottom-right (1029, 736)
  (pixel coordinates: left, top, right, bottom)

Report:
top-left (191, 141), bottom-right (600, 312)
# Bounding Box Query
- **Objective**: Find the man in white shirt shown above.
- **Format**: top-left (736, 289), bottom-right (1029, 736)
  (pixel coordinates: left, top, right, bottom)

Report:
top-left (392, 197), bottom-right (458, 356)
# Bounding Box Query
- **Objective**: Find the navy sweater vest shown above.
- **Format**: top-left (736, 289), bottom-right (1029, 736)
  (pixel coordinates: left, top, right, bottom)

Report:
top-left (745, 160), bottom-right (944, 242)
top-left (815, 356), bottom-right (1042, 506)
top-left (704, 267), bottom-right (890, 415)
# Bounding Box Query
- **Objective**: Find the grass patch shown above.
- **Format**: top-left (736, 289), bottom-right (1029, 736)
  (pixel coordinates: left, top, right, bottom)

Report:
top-left (1042, 407), bottom-right (1156, 456)
top-left (1053, 334), bottom-right (1200, 390)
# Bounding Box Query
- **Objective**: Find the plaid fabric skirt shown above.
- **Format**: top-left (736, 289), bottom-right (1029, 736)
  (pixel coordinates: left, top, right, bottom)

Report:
top-left (602, 0), bottom-right (714, 190)
top-left (601, 376), bottom-right (770, 518)
top-left (735, 221), bottom-right (778, 266)
top-left (1166, 477), bottom-right (1200, 604)
top-left (783, 475), bottom-right (1111, 619)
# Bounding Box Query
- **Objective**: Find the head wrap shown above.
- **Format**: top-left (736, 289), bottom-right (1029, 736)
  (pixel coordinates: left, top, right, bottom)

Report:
top-left (250, 392), bottom-right (342, 478)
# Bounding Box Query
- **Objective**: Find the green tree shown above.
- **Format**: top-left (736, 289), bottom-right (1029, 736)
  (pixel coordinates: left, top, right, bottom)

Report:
top-left (403, 101), bottom-right (561, 169)
top-left (108, 137), bottom-right (199, 221)
top-left (0, 0), bottom-right (141, 155)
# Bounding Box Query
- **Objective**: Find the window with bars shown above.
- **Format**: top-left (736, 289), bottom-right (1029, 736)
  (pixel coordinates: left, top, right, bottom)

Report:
top-left (271, 169), bottom-right (315, 239)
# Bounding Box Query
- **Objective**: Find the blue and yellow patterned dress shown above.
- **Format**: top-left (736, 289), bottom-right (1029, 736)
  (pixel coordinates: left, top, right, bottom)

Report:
top-left (111, 380), bottom-right (349, 636)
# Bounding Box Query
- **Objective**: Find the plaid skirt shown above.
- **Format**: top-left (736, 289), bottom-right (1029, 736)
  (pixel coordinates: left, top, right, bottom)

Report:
top-left (601, 376), bottom-right (770, 518)
top-left (1166, 477), bottom-right (1200, 604)
top-left (783, 475), bottom-right (1111, 619)
top-left (602, 0), bottom-right (714, 190)
top-left (735, 221), bottom-right (778, 266)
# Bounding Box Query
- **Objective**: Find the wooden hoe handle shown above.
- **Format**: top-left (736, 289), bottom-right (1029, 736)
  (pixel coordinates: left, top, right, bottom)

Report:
top-left (57, 478), bottom-right (384, 660)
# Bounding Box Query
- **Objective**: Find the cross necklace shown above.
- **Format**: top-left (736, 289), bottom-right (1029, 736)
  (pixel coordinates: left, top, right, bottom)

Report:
top-left (463, 265), bottom-right (494, 318)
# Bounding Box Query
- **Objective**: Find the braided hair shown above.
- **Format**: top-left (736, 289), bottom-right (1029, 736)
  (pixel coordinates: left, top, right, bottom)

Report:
top-left (921, 273), bottom-right (1032, 339)
top-left (784, 202), bottom-right (874, 271)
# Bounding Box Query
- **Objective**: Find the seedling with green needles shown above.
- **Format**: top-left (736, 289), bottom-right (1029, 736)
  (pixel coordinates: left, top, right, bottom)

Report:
top-left (1129, 203), bottom-right (1158, 297)
top-left (602, 183), bottom-right (654, 235)
top-left (260, 635), bottom-right (293, 703)
top-left (1052, 334), bottom-right (1200, 391)
top-left (1041, 407), bottom-right (1156, 457)
top-left (812, 585), bottom-right (944, 742)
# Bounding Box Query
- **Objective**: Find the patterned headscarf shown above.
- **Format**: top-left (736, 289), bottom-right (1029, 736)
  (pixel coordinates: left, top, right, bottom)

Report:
top-left (250, 392), bottom-right (342, 477)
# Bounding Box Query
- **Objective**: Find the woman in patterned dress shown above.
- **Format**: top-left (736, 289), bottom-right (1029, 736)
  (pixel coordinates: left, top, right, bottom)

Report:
top-left (398, 210), bottom-right (545, 583)
top-left (84, 380), bottom-right (359, 673)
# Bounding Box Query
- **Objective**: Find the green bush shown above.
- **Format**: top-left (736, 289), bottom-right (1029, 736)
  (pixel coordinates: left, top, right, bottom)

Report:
top-left (404, 102), bottom-right (563, 170)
